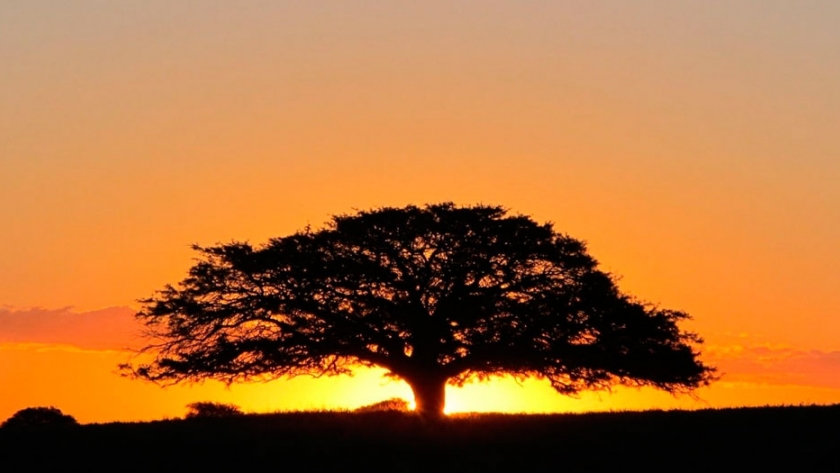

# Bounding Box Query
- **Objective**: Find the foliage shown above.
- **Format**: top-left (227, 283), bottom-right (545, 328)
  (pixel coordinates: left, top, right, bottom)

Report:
top-left (185, 402), bottom-right (243, 419)
top-left (1, 406), bottom-right (78, 429)
top-left (355, 397), bottom-right (411, 413)
top-left (124, 203), bottom-right (716, 416)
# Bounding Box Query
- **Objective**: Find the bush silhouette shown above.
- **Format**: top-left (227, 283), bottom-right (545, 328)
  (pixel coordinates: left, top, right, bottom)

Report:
top-left (185, 402), bottom-right (244, 419)
top-left (355, 398), bottom-right (411, 413)
top-left (1, 407), bottom-right (78, 429)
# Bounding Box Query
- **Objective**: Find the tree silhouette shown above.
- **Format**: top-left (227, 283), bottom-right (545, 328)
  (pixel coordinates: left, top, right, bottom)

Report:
top-left (1, 407), bottom-right (78, 429)
top-left (125, 203), bottom-right (715, 417)
top-left (185, 402), bottom-right (243, 419)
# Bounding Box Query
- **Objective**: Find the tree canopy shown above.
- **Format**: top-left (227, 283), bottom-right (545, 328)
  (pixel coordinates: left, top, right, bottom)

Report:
top-left (1, 407), bottom-right (78, 429)
top-left (125, 203), bottom-right (715, 417)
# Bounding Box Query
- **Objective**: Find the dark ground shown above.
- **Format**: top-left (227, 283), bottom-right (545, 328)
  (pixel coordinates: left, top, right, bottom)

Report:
top-left (1, 405), bottom-right (838, 471)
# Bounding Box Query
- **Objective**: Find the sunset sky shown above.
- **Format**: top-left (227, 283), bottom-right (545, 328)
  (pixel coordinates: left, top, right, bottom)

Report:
top-left (2, 1), bottom-right (839, 423)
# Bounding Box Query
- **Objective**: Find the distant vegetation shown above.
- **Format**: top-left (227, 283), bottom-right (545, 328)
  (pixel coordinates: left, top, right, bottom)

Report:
top-left (185, 402), bottom-right (244, 419)
top-left (1, 406), bottom-right (78, 430)
top-left (354, 397), bottom-right (411, 413)
top-left (1, 405), bottom-right (838, 470)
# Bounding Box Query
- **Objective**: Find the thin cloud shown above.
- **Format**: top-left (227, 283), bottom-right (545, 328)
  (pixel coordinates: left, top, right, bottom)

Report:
top-left (0, 341), bottom-right (129, 355)
top-left (706, 340), bottom-right (840, 390)
top-left (0, 306), bottom-right (143, 351)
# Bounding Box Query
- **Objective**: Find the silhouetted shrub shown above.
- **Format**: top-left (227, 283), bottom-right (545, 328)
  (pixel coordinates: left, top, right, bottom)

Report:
top-left (185, 402), bottom-right (244, 419)
top-left (1, 407), bottom-right (78, 429)
top-left (355, 398), bottom-right (411, 413)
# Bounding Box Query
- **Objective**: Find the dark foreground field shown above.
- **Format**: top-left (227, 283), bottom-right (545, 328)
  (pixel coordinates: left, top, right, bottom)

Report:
top-left (2, 405), bottom-right (839, 471)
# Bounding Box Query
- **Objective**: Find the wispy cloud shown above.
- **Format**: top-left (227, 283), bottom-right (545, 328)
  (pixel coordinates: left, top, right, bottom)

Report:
top-left (705, 337), bottom-right (840, 390)
top-left (0, 341), bottom-right (129, 355)
top-left (0, 306), bottom-right (142, 350)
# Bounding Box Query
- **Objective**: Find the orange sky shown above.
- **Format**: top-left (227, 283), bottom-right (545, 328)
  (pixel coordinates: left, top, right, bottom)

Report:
top-left (1, 1), bottom-right (839, 423)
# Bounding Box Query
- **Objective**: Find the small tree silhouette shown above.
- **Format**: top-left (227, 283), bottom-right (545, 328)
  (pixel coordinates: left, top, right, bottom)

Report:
top-left (1, 407), bottom-right (78, 429)
top-left (355, 398), bottom-right (411, 413)
top-left (185, 402), bottom-right (243, 419)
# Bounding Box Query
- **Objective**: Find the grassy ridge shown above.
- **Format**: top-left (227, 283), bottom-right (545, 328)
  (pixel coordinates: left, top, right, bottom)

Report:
top-left (2, 405), bottom-right (838, 471)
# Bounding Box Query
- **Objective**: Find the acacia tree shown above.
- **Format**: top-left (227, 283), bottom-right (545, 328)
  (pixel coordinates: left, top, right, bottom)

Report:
top-left (125, 203), bottom-right (715, 417)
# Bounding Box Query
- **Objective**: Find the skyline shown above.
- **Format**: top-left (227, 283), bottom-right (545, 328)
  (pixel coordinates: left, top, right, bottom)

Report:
top-left (2, 1), bottom-right (839, 422)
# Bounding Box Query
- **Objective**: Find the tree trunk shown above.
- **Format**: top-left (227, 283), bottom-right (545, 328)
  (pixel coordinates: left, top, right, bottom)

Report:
top-left (407, 375), bottom-right (447, 418)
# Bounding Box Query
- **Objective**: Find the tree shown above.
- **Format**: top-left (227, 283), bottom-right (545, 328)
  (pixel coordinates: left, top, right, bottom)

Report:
top-left (124, 203), bottom-right (715, 418)
top-left (1, 407), bottom-right (78, 429)
top-left (185, 402), bottom-right (243, 419)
